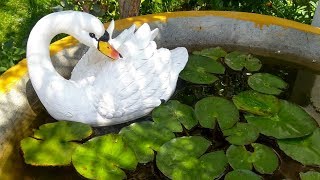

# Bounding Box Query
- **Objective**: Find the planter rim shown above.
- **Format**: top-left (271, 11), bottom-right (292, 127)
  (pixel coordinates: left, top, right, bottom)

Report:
top-left (1, 10), bottom-right (320, 94)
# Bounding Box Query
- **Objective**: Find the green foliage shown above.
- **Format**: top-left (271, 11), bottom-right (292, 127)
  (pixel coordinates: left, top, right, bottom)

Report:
top-left (300, 171), bottom-right (320, 180)
top-left (195, 96), bottom-right (239, 130)
top-left (225, 169), bottom-right (262, 180)
top-left (0, 39), bottom-right (26, 73)
top-left (278, 128), bottom-right (320, 166)
top-left (20, 121), bottom-right (92, 166)
top-left (72, 134), bottom-right (138, 180)
top-left (179, 55), bottom-right (225, 84)
top-left (119, 121), bottom-right (175, 163)
top-left (152, 100), bottom-right (198, 132)
top-left (224, 52), bottom-right (262, 72)
top-left (248, 73), bottom-right (288, 95)
top-left (223, 122), bottom-right (259, 145)
top-left (192, 47), bottom-right (227, 60)
top-left (246, 100), bottom-right (318, 139)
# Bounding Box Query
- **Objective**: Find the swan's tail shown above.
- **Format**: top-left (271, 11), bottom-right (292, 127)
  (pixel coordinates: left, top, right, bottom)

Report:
top-left (170, 47), bottom-right (189, 76)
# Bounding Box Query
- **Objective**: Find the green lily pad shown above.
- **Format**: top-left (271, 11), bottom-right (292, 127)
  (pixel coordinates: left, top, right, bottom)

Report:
top-left (251, 143), bottom-right (279, 174)
top-left (226, 145), bottom-right (252, 170)
top-left (246, 100), bottom-right (318, 139)
top-left (152, 100), bottom-right (197, 132)
top-left (248, 73), bottom-right (288, 95)
top-left (300, 171), bottom-right (320, 180)
top-left (179, 55), bottom-right (225, 84)
top-left (277, 128), bottom-right (320, 166)
top-left (20, 121), bottom-right (92, 166)
top-left (226, 144), bottom-right (279, 174)
top-left (119, 121), bottom-right (175, 163)
top-left (224, 52), bottom-right (262, 72)
top-left (157, 136), bottom-right (228, 180)
top-left (223, 123), bottom-right (259, 145)
top-left (20, 138), bottom-right (78, 166)
top-left (195, 96), bottom-right (239, 130)
top-left (72, 134), bottom-right (138, 180)
top-left (225, 170), bottom-right (262, 180)
top-left (232, 90), bottom-right (280, 116)
top-left (193, 47), bottom-right (227, 60)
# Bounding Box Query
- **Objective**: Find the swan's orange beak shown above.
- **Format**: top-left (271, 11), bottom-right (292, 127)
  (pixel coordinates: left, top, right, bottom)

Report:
top-left (98, 41), bottom-right (122, 60)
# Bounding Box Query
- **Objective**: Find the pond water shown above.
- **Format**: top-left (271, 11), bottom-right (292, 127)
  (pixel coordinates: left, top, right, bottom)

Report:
top-left (3, 52), bottom-right (320, 180)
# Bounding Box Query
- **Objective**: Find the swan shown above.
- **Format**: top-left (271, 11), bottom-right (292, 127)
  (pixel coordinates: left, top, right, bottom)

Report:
top-left (27, 11), bottom-right (188, 126)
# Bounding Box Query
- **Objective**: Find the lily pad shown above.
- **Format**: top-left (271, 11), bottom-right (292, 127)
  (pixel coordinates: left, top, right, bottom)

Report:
top-left (223, 123), bottom-right (259, 145)
top-left (225, 52), bottom-right (262, 71)
top-left (277, 128), bottom-right (320, 166)
top-left (72, 134), bottom-right (138, 180)
top-left (248, 73), bottom-right (288, 95)
top-left (227, 144), bottom-right (278, 174)
top-left (119, 121), bottom-right (175, 163)
top-left (179, 55), bottom-right (225, 84)
top-left (152, 100), bottom-right (197, 132)
top-left (225, 170), bottom-right (262, 180)
top-left (246, 100), bottom-right (318, 139)
top-left (20, 121), bottom-right (92, 166)
top-left (226, 145), bottom-right (252, 170)
top-left (300, 171), bottom-right (320, 180)
top-left (232, 90), bottom-right (280, 116)
top-left (157, 136), bottom-right (228, 180)
top-left (193, 47), bottom-right (227, 60)
top-left (195, 96), bottom-right (239, 130)
top-left (251, 143), bottom-right (279, 174)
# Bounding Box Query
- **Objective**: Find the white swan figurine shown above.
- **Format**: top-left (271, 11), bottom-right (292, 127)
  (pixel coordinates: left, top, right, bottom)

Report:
top-left (27, 11), bottom-right (188, 126)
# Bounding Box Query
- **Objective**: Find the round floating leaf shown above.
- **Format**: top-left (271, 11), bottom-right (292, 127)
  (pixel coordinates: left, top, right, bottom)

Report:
top-left (226, 145), bottom-right (252, 170)
top-left (225, 52), bottom-right (262, 71)
top-left (278, 128), bottom-right (320, 166)
top-left (72, 134), bottom-right (138, 180)
top-left (223, 123), bottom-right (259, 145)
top-left (157, 136), bottom-right (228, 179)
top-left (33, 121), bottom-right (92, 141)
top-left (300, 171), bottom-right (320, 180)
top-left (119, 121), bottom-right (175, 163)
top-left (248, 73), bottom-right (288, 95)
top-left (20, 138), bottom-right (78, 166)
top-left (225, 170), bottom-right (262, 180)
top-left (20, 121), bottom-right (92, 166)
top-left (195, 96), bottom-right (239, 130)
top-left (246, 100), bottom-right (318, 139)
top-left (193, 47), bottom-right (227, 60)
top-left (225, 51), bottom-right (247, 71)
top-left (232, 90), bottom-right (280, 116)
top-left (180, 55), bottom-right (225, 84)
top-left (245, 55), bottom-right (262, 72)
top-left (251, 143), bottom-right (279, 174)
top-left (152, 100), bottom-right (197, 132)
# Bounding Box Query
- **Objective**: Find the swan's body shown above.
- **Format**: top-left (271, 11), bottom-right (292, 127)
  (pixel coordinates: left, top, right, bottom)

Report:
top-left (27, 11), bottom-right (188, 126)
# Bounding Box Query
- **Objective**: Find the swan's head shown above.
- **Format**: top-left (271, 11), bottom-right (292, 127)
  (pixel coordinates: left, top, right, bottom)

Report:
top-left (89, 31), bottom-right (122, 60)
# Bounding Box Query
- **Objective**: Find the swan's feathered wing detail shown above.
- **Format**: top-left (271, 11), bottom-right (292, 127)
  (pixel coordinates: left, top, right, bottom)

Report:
top-left (71, 23), bottom-right (188, 125)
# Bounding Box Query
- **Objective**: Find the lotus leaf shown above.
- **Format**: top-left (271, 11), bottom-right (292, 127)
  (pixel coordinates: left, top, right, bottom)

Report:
top-left (232, 90), bottom-right (280, 116)
top-left (225, 51), bottom-right (262, 71)
top-left (246, 100), bottom-right (318, 139)
top-left (20, 121), bottom-right (92, 166)
top-left (300, 171), bottom-right (320, 180)
top-left (152, 100), bottom-right (197, 132)
top-left (72, 134), bottom-right (138, 180)
top-left (223, 122), bottom-right (259, 145)
top-left (119, 121), bottom-right (175, 163)
top-left (193, 47), bottom-right (227, 60)
top-left (226, 144), bottom-right (278, 174)
top-left (179, 55), bottom-right (225, 84)
top-left (278, 128), bottom-right (320, 166)
top-left (225, 170), bottom-right (262, 180)
top-left (195, 96), bottom-right (239, 130)
top-left (248, 73), bottom-right (288, 95)
top-left (157, 136), bottom-right (228, 179)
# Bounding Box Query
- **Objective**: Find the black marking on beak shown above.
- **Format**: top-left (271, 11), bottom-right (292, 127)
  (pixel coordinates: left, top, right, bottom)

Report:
top-left (119, 53), bottom-right (123, 58)
top-left (98, 31), bottom-right (110, 42)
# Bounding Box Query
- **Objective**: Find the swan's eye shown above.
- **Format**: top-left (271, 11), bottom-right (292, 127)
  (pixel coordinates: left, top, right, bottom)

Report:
top-left (89, 33), bottom-right (97, 40)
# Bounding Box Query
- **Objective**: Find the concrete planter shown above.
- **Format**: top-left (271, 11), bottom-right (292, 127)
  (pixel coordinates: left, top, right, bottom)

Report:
top-left (1, 11), bottom-right (320, 178)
